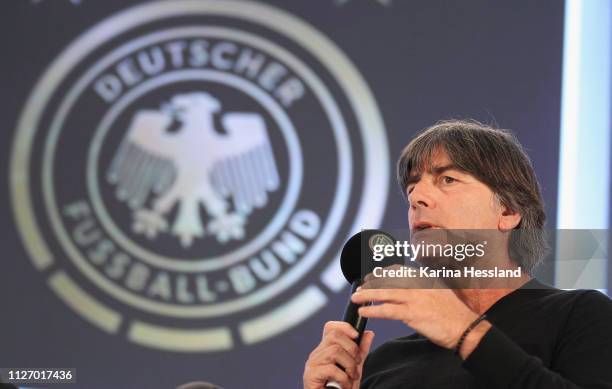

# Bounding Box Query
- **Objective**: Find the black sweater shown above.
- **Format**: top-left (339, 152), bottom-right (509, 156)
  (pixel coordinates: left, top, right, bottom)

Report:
top-left (360, 279), bottom-right (612, 388)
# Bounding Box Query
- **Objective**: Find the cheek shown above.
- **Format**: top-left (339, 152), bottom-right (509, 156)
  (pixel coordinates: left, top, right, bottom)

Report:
top-left (455, 198), bottom-right (500, 227)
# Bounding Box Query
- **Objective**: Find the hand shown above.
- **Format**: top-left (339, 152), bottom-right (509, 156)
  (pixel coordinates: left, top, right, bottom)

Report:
top-left (303, 321), bottom-right (375, 389)
top-left (351, 267), bottom-right (481, 351)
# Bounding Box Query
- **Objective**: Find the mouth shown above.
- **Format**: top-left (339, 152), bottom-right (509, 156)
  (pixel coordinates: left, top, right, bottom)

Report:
top-left (412, 222), bottom-right (441, 231)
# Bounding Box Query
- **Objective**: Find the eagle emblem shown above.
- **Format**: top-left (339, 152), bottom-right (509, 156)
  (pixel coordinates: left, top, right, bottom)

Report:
top-left (106, 92), bottom-right (280, 247)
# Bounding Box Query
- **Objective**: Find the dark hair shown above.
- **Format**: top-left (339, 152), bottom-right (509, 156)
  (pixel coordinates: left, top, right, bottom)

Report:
top-left (396, 119), bottom-right (549, 273)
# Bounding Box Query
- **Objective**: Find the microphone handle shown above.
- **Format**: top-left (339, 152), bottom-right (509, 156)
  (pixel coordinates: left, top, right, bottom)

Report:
top-left (325, 281), bottom-right (371, 389)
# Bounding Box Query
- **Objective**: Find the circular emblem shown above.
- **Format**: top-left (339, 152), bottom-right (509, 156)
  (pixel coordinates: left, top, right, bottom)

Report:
top-left (10, 0), bottom-right (389, 352)
top-left (368, 233), bottom-right (395, 252)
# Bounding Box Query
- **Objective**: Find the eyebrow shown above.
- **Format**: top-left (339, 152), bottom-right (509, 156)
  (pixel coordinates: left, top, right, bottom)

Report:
top-left (405, 164), bottom-right (462, 186)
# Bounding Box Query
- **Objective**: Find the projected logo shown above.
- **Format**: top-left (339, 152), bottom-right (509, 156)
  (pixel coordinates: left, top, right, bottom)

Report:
top-left (107, 93), bottom-right (280, 248)
top-left (10, 0), bottom-right (389, 352)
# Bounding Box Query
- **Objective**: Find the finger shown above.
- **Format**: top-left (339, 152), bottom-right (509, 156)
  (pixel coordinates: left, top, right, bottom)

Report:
top-left (320, 330), bottom-right (361, 358)
top-left (359, 330), bottom-right (375, 360)
top-left (317, 346), bottom-right (359, 379)
top-left (351, 289), bottom-right (408, 304)
top-left (319, 365), bottom-right (352, 389)
top-left (323, 321), bottom-right (359, 339)
top-left (358, 303), bottom-right (404, 321)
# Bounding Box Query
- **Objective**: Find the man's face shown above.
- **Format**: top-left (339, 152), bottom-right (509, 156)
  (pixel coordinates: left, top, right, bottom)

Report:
top-left (406, 149), bottom-right (504, 231)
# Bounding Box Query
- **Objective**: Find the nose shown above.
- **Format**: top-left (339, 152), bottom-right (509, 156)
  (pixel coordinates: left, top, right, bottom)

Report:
top-left (407, 179), bottom-right (435, 209)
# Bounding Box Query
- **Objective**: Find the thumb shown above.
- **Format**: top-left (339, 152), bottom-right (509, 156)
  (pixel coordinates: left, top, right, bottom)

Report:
top-left (359, 330), bottom-right (375, 360)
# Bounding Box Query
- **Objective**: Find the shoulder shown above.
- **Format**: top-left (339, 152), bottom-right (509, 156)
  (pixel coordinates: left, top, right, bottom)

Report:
top-left (569, 288), bottom-right (612, 306)
top-left (537, 285), bottom-right (612, 316)
top-left (542, 289), bottom-right (612, 374)
top-left (561, 288), bottom-right (612, 328)
top-left (533, 287), bottom-right (612, 357)
top-left (518, 279), bottom-right (612, 314)
top-left (488, 281), bottom-right (612, 356)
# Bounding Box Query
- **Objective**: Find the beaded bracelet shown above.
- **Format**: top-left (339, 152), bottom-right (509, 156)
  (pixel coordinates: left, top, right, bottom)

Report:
top-left (454, 314), bottom-right (487, 356)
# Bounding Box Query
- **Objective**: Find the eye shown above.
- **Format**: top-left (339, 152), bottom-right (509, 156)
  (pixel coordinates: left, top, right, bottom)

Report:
top-left (442, 176), bottom-right (456, 184)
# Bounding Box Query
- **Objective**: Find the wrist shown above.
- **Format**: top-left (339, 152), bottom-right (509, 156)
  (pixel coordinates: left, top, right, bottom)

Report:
top-left (458, 319), bottom-right (491, 360)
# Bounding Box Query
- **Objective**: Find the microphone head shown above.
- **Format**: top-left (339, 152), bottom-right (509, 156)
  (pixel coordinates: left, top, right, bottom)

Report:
top-left (340, 229), bottom-right (404, 284)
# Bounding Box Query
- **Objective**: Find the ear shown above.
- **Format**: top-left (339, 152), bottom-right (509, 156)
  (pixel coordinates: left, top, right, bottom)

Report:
top-left (498, 205), bottom-right (521, 231)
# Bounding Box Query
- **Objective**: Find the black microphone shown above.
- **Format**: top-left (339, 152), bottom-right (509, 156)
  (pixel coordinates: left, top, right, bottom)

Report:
top-left (325, 229), bottom-right (404, 389)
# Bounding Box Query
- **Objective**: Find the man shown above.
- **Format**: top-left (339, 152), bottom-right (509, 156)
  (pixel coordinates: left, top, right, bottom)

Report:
top-left (303, 120), bottom-right (612, 388)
